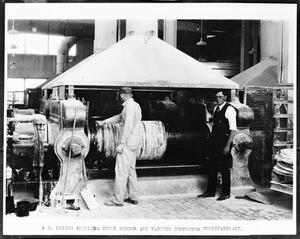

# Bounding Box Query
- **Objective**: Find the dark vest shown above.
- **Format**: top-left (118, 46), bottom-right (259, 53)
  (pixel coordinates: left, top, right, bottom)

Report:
top-left (212, 103), bottom-right (231, 141)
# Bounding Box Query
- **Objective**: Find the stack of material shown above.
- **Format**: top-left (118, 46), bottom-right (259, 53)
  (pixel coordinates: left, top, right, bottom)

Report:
top-left (273, 148), bottom-right (293, 177)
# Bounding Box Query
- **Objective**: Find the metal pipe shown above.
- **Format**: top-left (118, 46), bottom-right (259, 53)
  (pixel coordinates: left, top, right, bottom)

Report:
top-left (56, 36), bottom-right (79, 75)
top-left (126, 19), bottom-right (158, 37)
top-left (260, 21), bottom-right (280, 61)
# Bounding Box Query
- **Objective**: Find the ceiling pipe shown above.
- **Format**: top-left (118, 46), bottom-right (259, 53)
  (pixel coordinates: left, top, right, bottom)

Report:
top-left (164, 20), bottom-right (177, 48)
top-left (260, 20), bottom-right (284, 84)
top-left (260, 21), bottom-right (280, 61)
top-left (94, 20), bottom-right (117, 54)
top-left (56, 36), bottom-right (80, 75)
top-left (126, 19), bottom-right (158, 37)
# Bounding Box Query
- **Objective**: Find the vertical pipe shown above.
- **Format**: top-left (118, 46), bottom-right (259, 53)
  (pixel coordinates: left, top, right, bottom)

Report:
top-left (94, 19), bottom-right (117, 54)
top-left (260, 20), bottom-right (283, 84)
top-left (284, 18), bottom-right (296, 84)
top-left (278, 21), bottom-right (283, 84)
top-left (282, 21), bottom-right (289, 84)
top-left (68, 85), bottom-right (75, 99)
top-left (126, 19), bottom-right (158, 36)
top-left (252, 20), bottom-right (259, 65)
top-left (240, 20), bottom-right (251, 72)
top-left (164, 20), bottom-right (177, 47)
top-left (56, 36), bottom-right (79, 75)
top-left (243, 87), bottom-right (247, 105)
top-left (260, 21), bottom-right (280, 61)
top-left (59, 86), bottom-right (65, 100)
top-left (230, 89), bottom-right (236, 102)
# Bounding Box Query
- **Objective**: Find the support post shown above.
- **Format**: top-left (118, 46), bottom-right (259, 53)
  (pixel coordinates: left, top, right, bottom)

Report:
top-left (33, 116), bottom-right (47, 206)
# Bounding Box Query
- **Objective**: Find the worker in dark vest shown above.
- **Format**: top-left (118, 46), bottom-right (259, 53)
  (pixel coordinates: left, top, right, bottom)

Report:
top-left (198, 90), bottom-right (237, 201)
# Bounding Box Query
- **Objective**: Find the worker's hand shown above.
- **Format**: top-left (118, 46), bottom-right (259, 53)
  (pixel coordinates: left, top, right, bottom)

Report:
top-left (98, 120), bottom-right (106, 127)
top-left (116, 143), bottom-right (124, 154)
top-left (223, 145), bottom-right (230, 155)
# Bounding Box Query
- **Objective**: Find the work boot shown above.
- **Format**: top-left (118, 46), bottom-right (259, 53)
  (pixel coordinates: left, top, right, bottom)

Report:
top-left (217, 194), bottom-right (230, 201)
top-left (124, 197), bottom-right (138, 205)
top-left (104, 200), bottom-right (123, 207)
top-left (197, 191), bottom-right (215, 198)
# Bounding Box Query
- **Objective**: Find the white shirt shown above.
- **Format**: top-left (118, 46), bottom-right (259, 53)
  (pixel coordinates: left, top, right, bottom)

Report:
top-left (214, 102), bottom-right (237, 131)
top-left (105, 98), bottom-right (142, 145)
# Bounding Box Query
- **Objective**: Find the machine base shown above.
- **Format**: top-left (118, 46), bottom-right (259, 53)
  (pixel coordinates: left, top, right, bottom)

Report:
top-left (80, 174), bottom-right (208, 210)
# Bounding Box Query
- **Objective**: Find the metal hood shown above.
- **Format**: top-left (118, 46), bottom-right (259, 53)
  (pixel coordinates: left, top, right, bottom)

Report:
top-left (47, 34), bottom-right (239, 89)
top-left (231, 57), bottom-right (278, 88)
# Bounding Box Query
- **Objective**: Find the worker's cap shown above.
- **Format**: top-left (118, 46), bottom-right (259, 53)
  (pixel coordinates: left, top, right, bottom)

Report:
top-left (119, 87), bottom-right (132, 94)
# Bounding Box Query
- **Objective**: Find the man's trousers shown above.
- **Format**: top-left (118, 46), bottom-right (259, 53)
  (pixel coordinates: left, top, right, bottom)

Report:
top-left (112, 145), bottom-right (138, 204)
top-left (206, 138), bottom-right (232, 195)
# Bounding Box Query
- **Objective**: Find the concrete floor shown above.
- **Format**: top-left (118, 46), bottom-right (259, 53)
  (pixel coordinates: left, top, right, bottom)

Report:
top-left (3, 188), bottom-right (294, 236)
top-left (44, 189), bottom-right (293, 220)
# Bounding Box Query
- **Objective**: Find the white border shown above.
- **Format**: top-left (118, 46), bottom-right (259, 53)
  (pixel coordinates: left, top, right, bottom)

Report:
top-left (5, 3), bottom-right (297, 20)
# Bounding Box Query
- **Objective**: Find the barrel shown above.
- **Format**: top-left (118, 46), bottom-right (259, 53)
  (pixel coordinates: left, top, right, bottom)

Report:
top-left (16, 201), bottom-right (30, 217)
top-left (95, 121), bottom-right (167, 160)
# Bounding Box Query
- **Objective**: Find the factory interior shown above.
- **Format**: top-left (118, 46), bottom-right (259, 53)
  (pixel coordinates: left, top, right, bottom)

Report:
top-left (2, 3), bottom-right (298, 237)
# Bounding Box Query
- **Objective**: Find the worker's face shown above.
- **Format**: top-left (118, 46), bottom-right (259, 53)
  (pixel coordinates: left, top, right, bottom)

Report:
top-left (118, 93), bottom-right (126, 103)
top-left (215, 92), bottom-right (227, 106)
top-left (119, 93), bottom-right (131, 103)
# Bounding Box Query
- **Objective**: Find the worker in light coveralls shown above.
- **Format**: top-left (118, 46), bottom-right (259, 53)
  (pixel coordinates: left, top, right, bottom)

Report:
top-left (99, 87), bottom-right (142, 207)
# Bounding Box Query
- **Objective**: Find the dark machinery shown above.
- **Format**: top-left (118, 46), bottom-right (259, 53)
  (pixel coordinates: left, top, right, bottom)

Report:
top-left (7, 89), bottom-right (212, 207)
top-left (40, 87), bottom-right (214, 174)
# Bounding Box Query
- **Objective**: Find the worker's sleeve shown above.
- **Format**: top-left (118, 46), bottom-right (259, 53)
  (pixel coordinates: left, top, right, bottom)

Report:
top-left (120, 103), bottom-right (135, 144)
top-left (105, 113), bottom-right (122, 124)
top-left (225, 106), bottom-right (237, 131)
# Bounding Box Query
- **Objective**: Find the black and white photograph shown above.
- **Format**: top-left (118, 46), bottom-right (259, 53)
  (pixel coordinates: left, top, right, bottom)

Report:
top-left (2, 2), bottom-right (297, 237)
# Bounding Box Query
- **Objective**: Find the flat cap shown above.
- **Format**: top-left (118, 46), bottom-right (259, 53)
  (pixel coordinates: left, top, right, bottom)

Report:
top-left (119, 87), bottom-right (132, 94)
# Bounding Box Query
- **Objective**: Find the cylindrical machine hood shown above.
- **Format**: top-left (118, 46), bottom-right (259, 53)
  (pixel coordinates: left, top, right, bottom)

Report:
top-left (47, 33), bottom-right (238, 89)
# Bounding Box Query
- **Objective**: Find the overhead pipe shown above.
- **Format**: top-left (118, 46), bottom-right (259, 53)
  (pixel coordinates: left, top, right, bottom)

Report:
top-left (260, 20), bottom-right (286, 84)
top-left (94, 20), bottom-right (117, 54)
top-left (56, 36), bottom-right (80, 75)
top-left (164, 20), bottom-right (177, 48)
top-left (126, 19), bottom-right (158, 37)
top-left (260, 21), bottom-right (280, 61)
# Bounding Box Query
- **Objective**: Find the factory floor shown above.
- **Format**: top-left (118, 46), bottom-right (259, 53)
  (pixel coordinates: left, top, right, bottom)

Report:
top-left (3, 187), bottom-right (295, 236)
top-left (36, 189), bottom-right (293, 220)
